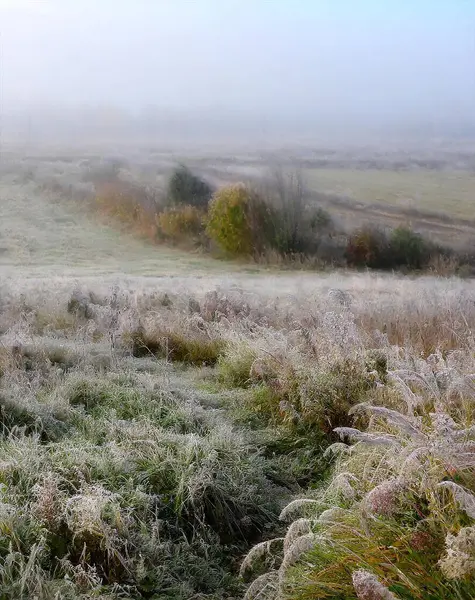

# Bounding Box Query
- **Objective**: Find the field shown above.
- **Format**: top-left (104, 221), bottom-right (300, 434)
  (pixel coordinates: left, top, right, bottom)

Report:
top-left (1, 145), bottom-right (475, 599)
top-left (300, 168), bottom-right (475, 248)
top-left (303, 168), bottom-right (475, 218)
top-left (217, 165), bottom-right (475, 222)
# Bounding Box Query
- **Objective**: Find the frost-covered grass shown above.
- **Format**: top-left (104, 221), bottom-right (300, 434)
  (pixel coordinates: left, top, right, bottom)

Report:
top-left (0, 289), bottom-right (286, 599)
top-left (0, 180), bottom-right (244, 278)
top-left (0, 274), bottom-right (475, 598)
top-left (234, 285), bottom-right (475, 600)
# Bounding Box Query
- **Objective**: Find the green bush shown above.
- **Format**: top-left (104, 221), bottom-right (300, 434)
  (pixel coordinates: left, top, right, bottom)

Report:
top-left (271, 206), bottom-right (333, 256)
top-left (167, 165), bottom-right (213, 209)
top-left (207, 173), bottom-right (333, 260)
top-left (206, 185), bottom-right (273, 256)
top-left (389, 226), bottom-right (430, 269)
top-left (346, 225), bottom-right (434, 271)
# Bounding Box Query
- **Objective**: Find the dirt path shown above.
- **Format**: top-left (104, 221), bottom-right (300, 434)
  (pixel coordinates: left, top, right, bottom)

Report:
top-left (319, 195), bottom-right (475, 247)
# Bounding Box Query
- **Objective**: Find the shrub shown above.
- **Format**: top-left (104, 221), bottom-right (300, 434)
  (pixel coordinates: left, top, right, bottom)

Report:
top-left (157, 205), bottom-right (206, 246)
top-left (314, 233), bottom-right (347, 266)
top-left (260, 170), bottom-right (333, 255)
top-left (344, 225), bottom-right (440, 272)
top-left (388, 226), bottom-right (430, 269)
top-left (346, 226), bottom-right (389, 269)
top-left (206, 184), bottom-right (273, 256)
top-left (167, 165), bottom-right (213, 209)
top-left (94, 180), bottom-right (160, 240)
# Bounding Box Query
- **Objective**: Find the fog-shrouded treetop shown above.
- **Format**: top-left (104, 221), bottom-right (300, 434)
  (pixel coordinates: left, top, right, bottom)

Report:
top-left (0, 0), bottom-right (474, 141)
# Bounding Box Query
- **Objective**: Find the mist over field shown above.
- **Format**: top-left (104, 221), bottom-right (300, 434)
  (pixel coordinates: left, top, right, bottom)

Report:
top-left (1, 0), bottom-right (474, 144)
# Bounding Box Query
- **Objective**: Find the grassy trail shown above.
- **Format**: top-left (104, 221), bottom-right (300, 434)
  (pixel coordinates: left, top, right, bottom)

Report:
top-left (0, 182), bottom-right (245, 278)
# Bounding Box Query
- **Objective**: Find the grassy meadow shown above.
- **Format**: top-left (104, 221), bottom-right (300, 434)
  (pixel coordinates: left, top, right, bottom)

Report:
top-left (0, 145), bottom-right (475, 599)
top-left (303, 168), bottom-right (475, 219)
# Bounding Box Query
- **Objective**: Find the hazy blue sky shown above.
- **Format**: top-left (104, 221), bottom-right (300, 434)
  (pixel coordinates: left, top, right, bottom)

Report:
top-left (0, 0), bottom-right (474, 123)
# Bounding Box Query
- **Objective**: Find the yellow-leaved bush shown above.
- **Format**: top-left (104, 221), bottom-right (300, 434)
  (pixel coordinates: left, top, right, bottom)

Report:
top-left (206, 184), bottom-right (273, 256)
top-left (94, 181), bottom-right (159, 241)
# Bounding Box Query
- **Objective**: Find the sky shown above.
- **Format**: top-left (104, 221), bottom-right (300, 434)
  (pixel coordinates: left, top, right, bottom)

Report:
top-left (0, 0), bottom-right (474, 127)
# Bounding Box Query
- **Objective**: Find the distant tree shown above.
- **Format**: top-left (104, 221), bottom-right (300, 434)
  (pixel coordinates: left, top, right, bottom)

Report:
top-left (167, 165), bottom-right (213, 209)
